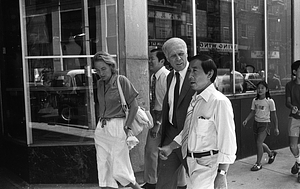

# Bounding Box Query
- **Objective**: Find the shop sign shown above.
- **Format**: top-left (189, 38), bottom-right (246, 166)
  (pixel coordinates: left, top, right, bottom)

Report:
top-left (198, 42), bottom-right (238, 52)
top-left (148, 11), bottom-right (186, 21)
top-left (251, 51), bottom-right (280, 59)
top-left (148, 41), bottom-right (164, 47)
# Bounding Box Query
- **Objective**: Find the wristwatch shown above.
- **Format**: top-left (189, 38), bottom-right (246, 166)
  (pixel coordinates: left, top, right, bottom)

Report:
top-left (218, 169), bottom-right (227, 176)
top-left (124, 125), bottom-right (131, 130)
top-left (155, 121), bottom-right (161, 126)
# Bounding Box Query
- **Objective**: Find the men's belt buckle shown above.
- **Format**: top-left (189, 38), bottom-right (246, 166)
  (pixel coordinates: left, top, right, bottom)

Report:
top-left (190, 152), bottom-right (194, 159)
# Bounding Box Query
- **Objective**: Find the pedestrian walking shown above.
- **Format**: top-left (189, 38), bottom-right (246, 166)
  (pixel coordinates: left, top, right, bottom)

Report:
top-left (285, 60), bottom-right (300, 182)
top-left (158, 54), bottom-right (237, 189)
top-left (142, 48), bottom-right (169, 189)
top-left (93, 51), bottom-right (141, 189)
top-left (156, 37), bottom-right (195, 189)
top-left (243, 80), bottom-right (280, 171)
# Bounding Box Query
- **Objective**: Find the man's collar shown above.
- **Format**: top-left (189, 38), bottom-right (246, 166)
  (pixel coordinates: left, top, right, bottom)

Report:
top-left (174, 61), bottom-right (189, 78)
top-left (194, 83), bottom-right (215, 102)
top-left (154, 66), bottom-right (167, 78)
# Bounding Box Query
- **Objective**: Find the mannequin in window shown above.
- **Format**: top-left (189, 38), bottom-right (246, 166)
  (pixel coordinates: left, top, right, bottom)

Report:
top-left (63, 36), bottom-right (81, 70)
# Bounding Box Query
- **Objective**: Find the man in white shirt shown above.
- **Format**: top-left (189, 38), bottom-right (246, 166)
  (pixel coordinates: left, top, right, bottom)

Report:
top-left (142, 48), bottom-right (169, 189)
top-left (158, 54), bottom-right (237, 189)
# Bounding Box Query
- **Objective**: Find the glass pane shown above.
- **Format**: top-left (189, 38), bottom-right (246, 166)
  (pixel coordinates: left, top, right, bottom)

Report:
top-left (148, 0), bottom-right (194, 56)
top-left (236, 0), bottom-right (266, 92)
top-left (2, 0), bottom-right (27, 142)
top-left (196, 0), bottom-right (237, 94)
top-left (88, 0), bottom-right (118, 55)
top-left (28, 58), bottom-right (98, 144)
top-left (24, 0), bottom-right (119, 57)
top-left (25, 0), bottom-right (59, 56)
top-left (21, 0), bottom-right (118, 144)
top-left (267, 1), bottom-right (292, 91)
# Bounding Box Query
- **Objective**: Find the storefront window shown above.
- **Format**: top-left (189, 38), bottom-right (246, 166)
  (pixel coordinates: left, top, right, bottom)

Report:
top-left (148, 0), bottom-right (292, 95)
top-left (19, 0), bottom-right (118, 145)
top-left (235, 0), bottom-right (266, 93)
top-left (196, 0), bottom-right (241, 94)
top-left (148, 0), bottom-right (194, 55)
top-left (266, 0), bottom-right (292, 91)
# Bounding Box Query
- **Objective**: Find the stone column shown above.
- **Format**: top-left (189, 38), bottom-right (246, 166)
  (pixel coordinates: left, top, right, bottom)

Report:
top-left (294, 0), bottom-right (300, 61)
top-left (118, 0), bottom-right (149, 173)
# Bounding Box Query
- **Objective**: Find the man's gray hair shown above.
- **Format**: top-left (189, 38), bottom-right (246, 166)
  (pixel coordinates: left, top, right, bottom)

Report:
top-left (162, 37), bottom-right (187, 58)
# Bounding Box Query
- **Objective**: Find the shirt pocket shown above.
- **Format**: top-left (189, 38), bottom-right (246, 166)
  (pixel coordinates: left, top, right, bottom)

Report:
top-left (195, 118), bottom-right (214, 136)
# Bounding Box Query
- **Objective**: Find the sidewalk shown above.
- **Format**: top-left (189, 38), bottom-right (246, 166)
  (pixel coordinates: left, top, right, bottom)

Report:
top-left (1, 147), bottom-right (300, 188)
top-left (227, 147), bottom-right (300, 189)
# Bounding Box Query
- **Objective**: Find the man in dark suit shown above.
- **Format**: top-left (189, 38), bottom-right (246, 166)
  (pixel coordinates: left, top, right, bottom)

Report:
top-left (155, 38), bottom-right (194, 189)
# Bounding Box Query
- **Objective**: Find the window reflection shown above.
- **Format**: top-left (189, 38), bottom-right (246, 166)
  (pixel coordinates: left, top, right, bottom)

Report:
top-left (148, 0), bottom-right (194, 55)
top-left (193, 0), bottom-right (291, 94)
top-left (21, 0), bottom-right (117, 144)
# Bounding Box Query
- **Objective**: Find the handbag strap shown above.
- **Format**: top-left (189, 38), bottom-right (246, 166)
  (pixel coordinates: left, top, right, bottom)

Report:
top-left (117, 75), bottom-right (128, 111)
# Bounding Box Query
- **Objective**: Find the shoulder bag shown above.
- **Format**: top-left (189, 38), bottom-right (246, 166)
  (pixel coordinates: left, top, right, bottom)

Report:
top-left (117, 75), bottom-right (153, 136)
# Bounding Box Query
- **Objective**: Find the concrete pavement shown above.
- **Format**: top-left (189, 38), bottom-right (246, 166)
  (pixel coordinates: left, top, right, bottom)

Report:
top-left (227, 147), bottom-right (300, 189)
top-left (1, 147), bottom-right (300, 188)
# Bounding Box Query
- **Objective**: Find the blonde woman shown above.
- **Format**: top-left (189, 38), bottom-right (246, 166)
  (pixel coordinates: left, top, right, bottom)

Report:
top-left (93, 51), bottom-right (141, 189)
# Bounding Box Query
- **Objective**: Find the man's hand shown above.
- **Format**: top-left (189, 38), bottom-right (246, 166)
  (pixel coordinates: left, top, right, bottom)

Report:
top-left (214, 174), bottom-right (227, 189)
top-left (158, 145), bottom-right (172, 160)
top-left (150, 124), bottom-right (160, 138)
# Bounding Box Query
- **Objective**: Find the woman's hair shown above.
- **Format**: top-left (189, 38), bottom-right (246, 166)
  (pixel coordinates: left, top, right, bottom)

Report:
top-left (92, 51), bottom-right (118, 74)
top-left (255, 80), bottom-right (271, 100)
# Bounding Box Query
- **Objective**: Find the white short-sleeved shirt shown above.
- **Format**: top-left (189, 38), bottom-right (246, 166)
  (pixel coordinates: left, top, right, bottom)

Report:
top-left (152, 66), bottom-right (169, 111)
top-left (251, 98), bottom-right (276, 122)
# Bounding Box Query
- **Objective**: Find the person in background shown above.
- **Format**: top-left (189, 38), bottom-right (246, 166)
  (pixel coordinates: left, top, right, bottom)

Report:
top-left (158, 54), bottom-right (237, 189)
top-left (93, 51), bottom-right (141, 189)
top-left (267, 69), bottom-right (282, 90)
top-left (142, 48), bottom-right (169, 189)
top-left (285, 60), bottom-right (300, 183)
top-left (62, 35), bottom-right (81, 69)
top-left (156, 37), bottom-right (194, 189)
top-left (243, 81), bottom-right (280, 171)
top-left (246, 65), bottom-right (255, 73)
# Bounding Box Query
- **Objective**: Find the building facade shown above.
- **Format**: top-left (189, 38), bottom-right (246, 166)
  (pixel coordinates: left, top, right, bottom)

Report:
top-left (0, 0), bottom-right (299, 185)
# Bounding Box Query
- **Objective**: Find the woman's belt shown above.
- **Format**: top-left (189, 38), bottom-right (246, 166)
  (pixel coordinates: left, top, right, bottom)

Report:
top-left (99, 116), bottom-right (125, 128)
top-left (99, 117), bottom-right (111, 128)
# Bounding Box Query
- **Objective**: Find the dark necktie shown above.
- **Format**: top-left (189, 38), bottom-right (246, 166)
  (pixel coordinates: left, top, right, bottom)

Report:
top-left (150, 74), bottom-right (156, 111)
top-left (172, 72), bottom-right (180, 125)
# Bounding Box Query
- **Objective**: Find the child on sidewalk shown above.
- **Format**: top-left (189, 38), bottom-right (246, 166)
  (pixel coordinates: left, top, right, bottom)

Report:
top-left (243, 80), bottom-right (280, 171)
top-left (285, 60), bottom-right (300, 182)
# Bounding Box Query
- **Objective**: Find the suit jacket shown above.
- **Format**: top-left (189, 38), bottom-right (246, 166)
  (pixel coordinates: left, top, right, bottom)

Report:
top-left (160, 69), bottom-right (194, 146)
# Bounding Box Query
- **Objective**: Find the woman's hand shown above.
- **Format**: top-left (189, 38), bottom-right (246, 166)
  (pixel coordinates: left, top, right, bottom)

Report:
top-left (124, 126), bottom-right (132, 137)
